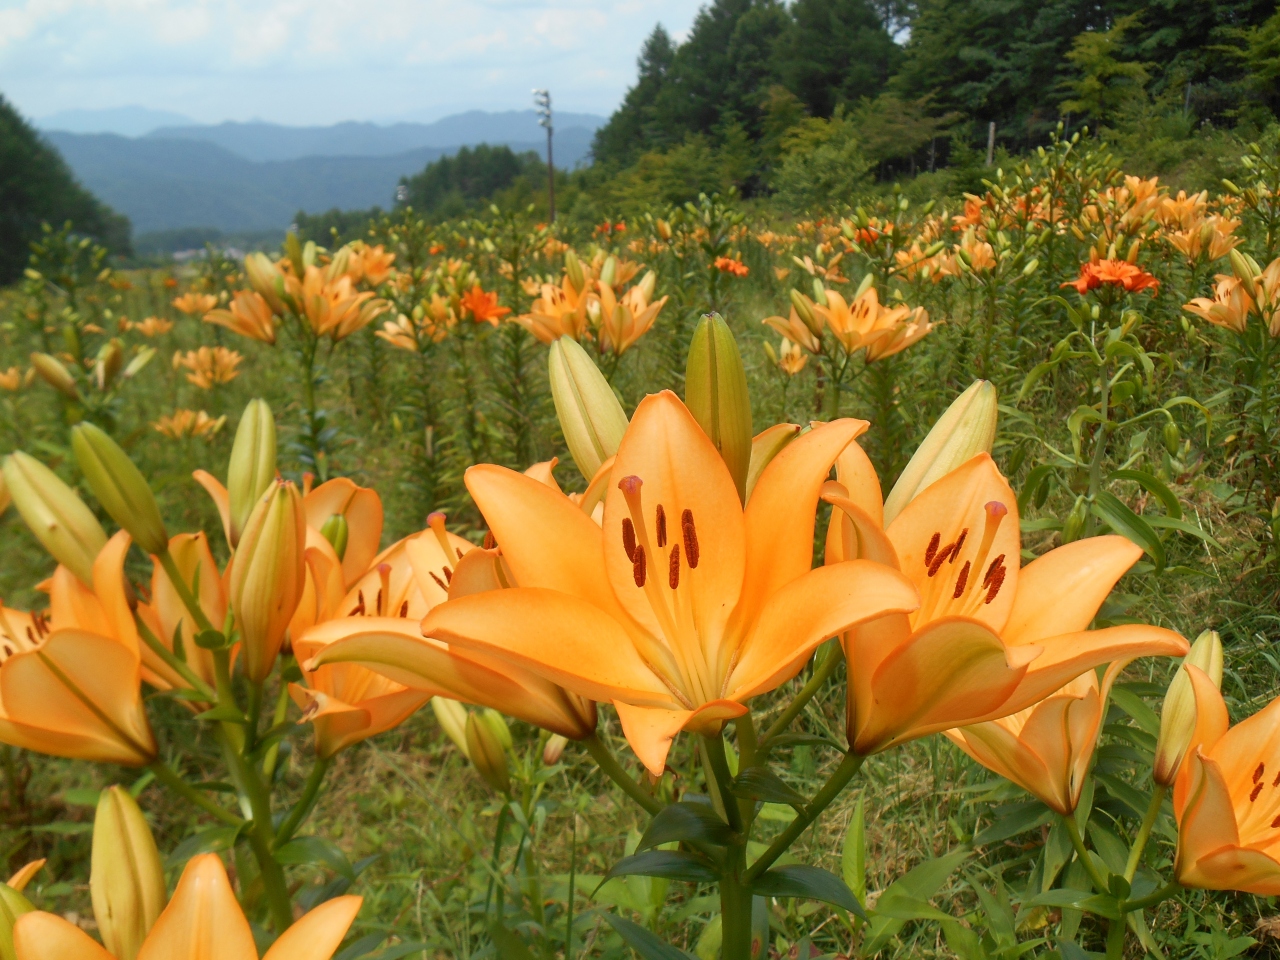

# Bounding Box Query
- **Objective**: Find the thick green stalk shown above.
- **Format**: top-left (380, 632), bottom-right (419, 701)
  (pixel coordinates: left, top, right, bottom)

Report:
top-left (581, 733), bottom-right (661, 815)
top-left (719, 844), bottom-right (754, 960)
top-left (701, 734), bottom-right (743, 833)
top-left (1105, 916), bottom-right (1126, 960)
top-left (274, 757), bottom-right (332, 846)
top-left (1124, 784), bottom-right (1167, 882)
top-left (745, 751), bottom-right (864, 882)
top-left (157, 549), bottom-right (216, 636)
top-left (1121, 879), bottom-right (1181, 913)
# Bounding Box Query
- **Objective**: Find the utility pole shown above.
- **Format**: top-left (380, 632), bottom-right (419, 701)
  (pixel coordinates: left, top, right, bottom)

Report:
top-left (533, 89), bottom-right (554, 222)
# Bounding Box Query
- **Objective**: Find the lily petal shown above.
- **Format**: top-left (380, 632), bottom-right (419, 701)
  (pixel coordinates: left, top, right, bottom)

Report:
top-left (1174, 665), bottom-right (1231, 815)
top-left (727, 560), bottom-right (918, 701)
top-left (137, 854), bottom-right (257, 960)
top-left (13, 912), bottom-right (114, 960)
top-left (822, 486), bottom-right (899, 568)
top-left (612, 700), bottom-right (746, 776)
top-left (1177, 753), bottom-right (1245, 884)
top-left (421, 589), bottom-right (675, 708)
top-left (1003, 536), bottom-right (1141, 645)
top-left (191, 469), bottom-right (232, 547)
top-left (1183, 845), bottom-right (1280, 895)
top-left (304, 479), bottom-right (384, 588)
top-left (263, 895), bottom-right (362, 960)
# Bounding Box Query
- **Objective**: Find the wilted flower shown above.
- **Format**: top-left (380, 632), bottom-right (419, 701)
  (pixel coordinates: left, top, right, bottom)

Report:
top-left (172, 346), bottom-right (242, 389)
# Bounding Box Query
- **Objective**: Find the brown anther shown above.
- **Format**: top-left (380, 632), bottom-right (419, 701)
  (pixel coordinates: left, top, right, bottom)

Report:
top-left (349, 591), bottom-right (366, 617)
top-left (483, 530), bottom-right (497, 550)
top-left (982, 555), bottom-right (1007, 604)
top-left (656, 504), bottom-right (667, 548)
top-left (927, 543), bottom-right (955, 577)
top-left (456, 547), bottom-right (465, 560)
top-left (952, 561), bottom-right (971, 599)
top-left (682, 509), bottom-right (700, 568)
top-left (24, 628), bottom-right (34, 644)
top-left (429, 571), bottom-right (447, 591)
top-left (951, 529), bottom-right (968, 561)
top-left (1272, 815), bottom-right (1280, 829)
top-left (1255, 763), bottom-right (1267, 784)
top-left (1251, 783), bottom-right (1264, 802)
top-left (924, 532), bottom-right (941, 567)
top-left (622, 518), bottom-right (637, 561)
top-left (632, 544), bottom-right (647, 588)
top-left (376, 589), bottom-right (384, 616)
top-left (1273, 769), bottom-right (1280, 787)
top-left (399, 601), bottom-right (409, 617)
top-left (442, 566), bottom-right (453, 583)
top-left (1, 645), bottom-right (11, 658)
top-left (669, 544), bottom-right (681, 589)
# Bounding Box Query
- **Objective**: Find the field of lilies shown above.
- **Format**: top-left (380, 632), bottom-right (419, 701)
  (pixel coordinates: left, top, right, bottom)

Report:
top-left (3, 128), bottom-right (1280, 960)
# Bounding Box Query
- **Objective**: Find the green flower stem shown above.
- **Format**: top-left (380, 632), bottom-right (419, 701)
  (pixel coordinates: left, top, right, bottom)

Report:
top-left (719, 843), bottom-right (754, 960)
top-left (157, 549), bottom-right (217, 636)
top-left (1124, 784), bottom-right (1167, 882)
top-left (262, 681), bottom-right (293, 780)
top-left (700, 734), bottom-right (743, 833)
top-left (274, 757), bottom-right (332, 847)
top-left (133, 615), bottom-right (217, 702)
top-left (734, 714), bottom-right (758, 773)
top-left (759, 644), bottom-right (843, 749)
top-left (581, 733), bottom-right (661, 816)
top-left (147, 761), bottom-right (243, 827)
top-left (1121, 879), bottom-right (1181, 913)
top-left (744, 751), bottom-right (865, 882)
top-left (1063, 814), bottom-right (1111, 894)
top-left (1105, 915), bottom-right (1126, 960)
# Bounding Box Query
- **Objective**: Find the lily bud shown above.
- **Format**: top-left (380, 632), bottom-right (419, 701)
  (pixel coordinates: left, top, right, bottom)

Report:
top-left (244, 252), bottom-right (286, 314)
top-left (480, 708), bottom-right (513, 750)
top-left (685, 314), bottom-right (753, 502)
top-left (2, 452), bottom-right (107, 586)
top-left (432, 697), bottom-right (470, 758)
top-left (29, 352), bottom-right (78, 399)
top-left (91, 786), bottom-right (166, 960)
top-left (465, 711), bottom-right (511, 794)
top-left (1163, 421), bottom-right (1181, 456)
top-left (1230, 248), bottom-right (1259, 298)
top-left (565, 250), bottom-right (586, 293)
top-left (226, 399), bottom-right (277, 547)
top-left (548, 337), bottom-right (628, 480)
top-left (0, 883), bottom-right (34, 960)
top-left (1062, 496), bottom-right (1087, 544)
top-left (71, 423), bottom-right (169, 556)
top-left (600, 255), bottom-right (618, 288)
top-left (745, 423), bottom-right (800, 502)
top-left (789, 289), bottom-right (823, 338)
top-left (319, 514), bottom-right (349, 560)
top-left (1153, 629), bottom-right (1224, 786)
top-left (543, 733), bottom-right (568, 765)
top-left (94, 339), bottom-right (125, 391)
top-left (883, 380), bottom-right (998, 525)
top-left (229, 480), bottom-right (306, 682)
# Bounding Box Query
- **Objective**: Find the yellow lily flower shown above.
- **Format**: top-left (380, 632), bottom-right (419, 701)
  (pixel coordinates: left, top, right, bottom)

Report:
top-left (945, 661), bottom-right (1128, 814)
top-left (0, 532), bottom-right (155, 765)
top-left (1172, 666), bottom-right (1280, 894)
top-left (12, 853), bottom-right (360, 960)
top-left (825, 447), bottom-right (1188, 754)
top-left (417, 392), bottom-right (918, 774)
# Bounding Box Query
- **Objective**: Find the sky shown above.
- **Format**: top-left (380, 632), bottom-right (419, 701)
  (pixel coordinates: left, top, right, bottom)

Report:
top-left (0, 0), bottom-right (702, 126)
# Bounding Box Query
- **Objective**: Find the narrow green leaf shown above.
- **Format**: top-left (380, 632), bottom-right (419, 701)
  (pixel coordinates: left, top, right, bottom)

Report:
top-left (1091, 492), bottom-right (1166, 572)
top-left (601, 850), bottom-right (719, 886)
top-left (275, 836), bottom-right (355, 879)
top-left (1108, 469), bottom-right (1182, 519)
top-left (753, 865), bottom-right (865, 919)
top-left (604, 912), bottom-right (697, 960)
top-left (731, 768), bottom-right (807, 808)
top-left (637, 803), bottom-right (732, 852)
top-left (973, 801), bottom-right (1054, 846)
top-left (841, 796), bottom-right (866, 905)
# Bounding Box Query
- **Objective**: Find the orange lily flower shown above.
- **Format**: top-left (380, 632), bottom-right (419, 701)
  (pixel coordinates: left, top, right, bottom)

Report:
top-left (127, 317), bottom-right (174, 338)
top-left (1184, 274), bottom-right (1254, 334)
top-left (1172, 667), bottom-right (1280, 894)
top-left (172, 346), bottom-right (243, 389)
top-left (12, 853), bottom-right (360, 960)
top-left (1063, 259), bottom-right (1160, 296)
top-left (514, 277), bottom-right (594, 344)
top-left (302, 478), bottom-right (385, 589)
top-left (813, 286), bottom-right (932, 361)
top-left (460, 286), bottom-right (511, 326)
top-left (203, 290), bottom-right (277, 344)
top-left (137, 532), bottom-right (227, 699)
top-left (151, 410), bottom-right (226, 440)
top-left (171, 292), bottom-right (217, 316)
top-left (944, 661), bottom-right (1128, 814)
top-left (762, 305), bottom-right (822, 355)
top-left (825, 447), bottom-right (1188, 754)
top-left (377, 295), bottom-right (455, 352)
top-left (772, 338), bottom-right (807, 376)
top-left (0, 532), bottom-right (156, 765)
top-left (595, 273), bottom-right (667, 355)
top-left (417, 392), bottom-right (918, 774)
top-left (296, 266), bottom-right (390, 341)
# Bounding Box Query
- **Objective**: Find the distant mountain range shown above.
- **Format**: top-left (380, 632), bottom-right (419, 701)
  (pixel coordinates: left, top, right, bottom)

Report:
top-left (36, 109), bottom-right (604, 235)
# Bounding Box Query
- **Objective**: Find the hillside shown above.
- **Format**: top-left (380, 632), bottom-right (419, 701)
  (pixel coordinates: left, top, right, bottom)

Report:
top-left (45, 125), bottom-right (596, 233)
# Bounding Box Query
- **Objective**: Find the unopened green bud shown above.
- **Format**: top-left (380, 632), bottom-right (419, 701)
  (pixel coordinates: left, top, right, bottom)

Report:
top-left (284, 233), bottom-right (305, 277)
top-left (1153, 630), bottom-right (1223, 786)
top-left (3, 452), bottom-right (107, 586)
top-left (745, 423), bottom-right (800, 502)
top-left (432, 698), bottom-right (470, 758)
top-left (465, 712), bottom-right (511, 794)
top-left (1022, 258), bottom-right (1040, 277)
top-left (319, 514), bottom-right (349, 560)
top-left (883, 380), bottom-right (998, 525)
top-left (0, 883), bottom-right (34, 960)
top-left (94, 339), bottom-right (125, 391)
top-left (565, 250), bottom-right (586, 293)
top-left (123, 348), bottom-right (155, 380)
top-left (480, 708), bottom-right (513, 750)
top-left (789, 289), bottom-right (822, 337)
top-left (1062, 496), bottom-right (1087, 544)
top-left (600, 255), bottom-right (618, 288)
top-left (244, 253), bottom-right (286, 314)
top-left (543, 734), bottom-right (568, 765)
top-left (1162, 421), bottom-right (1180, 456)
top-left (91, 786), bottom-right (166, 960)
top-left (71, 423), bottom-right (169, 556)
top-left (227, 399), bottom-right (277, 547)
top-left (685, 314), bottom-right (753, 502)
top-left (548, 338), bottom-right (628, 481)
top-left (1230, 249), bottom-right (1259, 298)
top-left (30, 352), bottom-right (78, 399)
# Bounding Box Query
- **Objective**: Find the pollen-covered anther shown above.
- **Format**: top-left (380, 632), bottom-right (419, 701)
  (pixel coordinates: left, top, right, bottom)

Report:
top-left (1252, 783), bottom-right (1264, 802)
top-left (1255, 763), bottom-right (1266, 784)
top-left (950, 528), bottom-right (968, 562)
top-left (483, 530), bottom-right (497, 550)
top-left (399, 601), bottom-right (409, 617)
top-left (349, 589), bottom-right (367, 617)
top-left (682, 509), bottom-right (700, 568)
top-left (981, 554), bottom-right (1007, 604)
top-left (927, 542), bottom-right (955, 577)
top-left (632, 544), bottom-right (647, 588)
top-left (924, 532), bottom-right (941, 567)
top-left (656, 504), bottom-right (667, 548)
top-left (952, 561), bottom-right (971, 599)
top-left (622, 517), bottom-right (637, 561)
top-left (428, 571), bottom-right (447, 592)
top-left (669, 543), bottom-right (681, 589)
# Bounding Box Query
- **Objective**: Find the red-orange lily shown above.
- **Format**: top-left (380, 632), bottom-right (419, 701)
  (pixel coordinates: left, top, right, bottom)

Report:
top-left (825, 446), bottom-right (1188, 754)
top-left (417, 392), bottom-right (919, 774)
top-left (0, 532), bottom-right (155, 765)
top-left (13, 853), bottom-right (360, 959)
